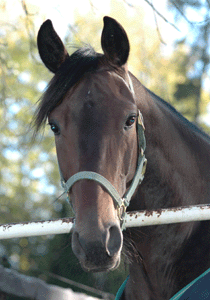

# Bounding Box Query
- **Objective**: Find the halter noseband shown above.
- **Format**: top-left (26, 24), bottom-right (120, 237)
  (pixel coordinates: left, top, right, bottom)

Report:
top-left (59, 111), bottom-right (147, 230)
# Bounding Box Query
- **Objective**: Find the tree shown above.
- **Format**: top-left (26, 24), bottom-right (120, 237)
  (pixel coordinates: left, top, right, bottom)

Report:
top-left (0, 1), bottom-right (66, 277)
top-left (166, 0), bottom-right (210, 126)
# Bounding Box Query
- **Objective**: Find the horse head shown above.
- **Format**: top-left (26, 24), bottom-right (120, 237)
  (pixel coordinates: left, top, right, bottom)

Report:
top-left (37, 17), bottom-right (141, 272)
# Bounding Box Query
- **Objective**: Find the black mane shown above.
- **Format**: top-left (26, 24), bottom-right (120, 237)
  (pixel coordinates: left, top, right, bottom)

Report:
top-left (147, 88), bottom-right (210, 143)
top-left (34, 46), bottom-right (102, 131)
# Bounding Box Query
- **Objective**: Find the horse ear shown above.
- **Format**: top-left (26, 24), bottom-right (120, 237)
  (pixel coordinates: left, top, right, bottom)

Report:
top-left (101, 16), bottom-right (130, 67)
top-left (37, 20), bottom-right (69, 73)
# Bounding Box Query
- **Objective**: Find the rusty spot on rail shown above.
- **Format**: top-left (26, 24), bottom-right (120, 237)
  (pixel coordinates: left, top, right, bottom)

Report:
top-left (2, 224), bottom-right (12, 231)
top-left (61, 217), bottom-right (75, 224)
top-left (0, 217), bottom-right (75, 231)
top-left (156, 209), bottom-right (162, 217)
top-left (144, 210), bottom-right (154, 217)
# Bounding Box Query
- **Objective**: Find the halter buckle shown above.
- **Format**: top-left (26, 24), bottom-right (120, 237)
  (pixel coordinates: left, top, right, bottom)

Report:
top-left (118, 202), bottom-right (127, 221)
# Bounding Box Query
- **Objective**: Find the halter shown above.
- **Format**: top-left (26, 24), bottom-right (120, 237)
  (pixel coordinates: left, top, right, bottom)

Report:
top-left (59, 111), bottom-right (147, 230)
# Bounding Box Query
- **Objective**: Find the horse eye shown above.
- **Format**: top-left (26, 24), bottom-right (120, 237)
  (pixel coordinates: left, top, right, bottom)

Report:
top-left (125, 116), bottom-right (136, 127)
top-left (49, 123), bottom-right (60, 135)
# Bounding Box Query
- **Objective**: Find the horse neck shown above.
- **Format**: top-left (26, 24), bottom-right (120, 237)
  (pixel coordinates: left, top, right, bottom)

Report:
top-left (134, 82), bottom-right (210, 210)
top-left (124, 76), bottom-right (210, 299)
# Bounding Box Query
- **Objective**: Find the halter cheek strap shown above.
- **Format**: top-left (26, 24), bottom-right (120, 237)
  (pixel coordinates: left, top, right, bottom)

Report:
top-left (59, 111), bottom-right (147, 230)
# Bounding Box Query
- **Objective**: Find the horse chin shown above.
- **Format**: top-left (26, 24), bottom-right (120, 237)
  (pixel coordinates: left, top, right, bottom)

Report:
top-left (80, 256), bottom-right (121, 273)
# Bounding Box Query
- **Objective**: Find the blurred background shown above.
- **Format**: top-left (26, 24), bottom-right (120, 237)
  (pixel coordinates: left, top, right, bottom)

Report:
top-left (0, 0), bottom-right (210, 298)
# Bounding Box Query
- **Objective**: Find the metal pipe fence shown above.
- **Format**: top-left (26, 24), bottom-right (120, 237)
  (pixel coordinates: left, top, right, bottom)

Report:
top-left (1, 204), bottom-right (210, 239)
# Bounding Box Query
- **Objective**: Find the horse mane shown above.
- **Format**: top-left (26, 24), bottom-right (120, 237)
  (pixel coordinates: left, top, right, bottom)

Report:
top-left (34, 46), bottom-right (102, 132)
top-left (147, 88), bottom-right (210, 144)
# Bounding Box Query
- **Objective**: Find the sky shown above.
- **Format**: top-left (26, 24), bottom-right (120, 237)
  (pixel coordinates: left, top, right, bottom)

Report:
top-left (2, 0), bottom-right (208, 56)
top-left (2, 0), bottom-right (182, 45)
top-left (3, 0), bottom-right (207, 64)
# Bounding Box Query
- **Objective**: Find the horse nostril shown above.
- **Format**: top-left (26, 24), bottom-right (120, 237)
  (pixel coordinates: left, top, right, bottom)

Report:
top-left (106, 225), bottom-right (122, 257)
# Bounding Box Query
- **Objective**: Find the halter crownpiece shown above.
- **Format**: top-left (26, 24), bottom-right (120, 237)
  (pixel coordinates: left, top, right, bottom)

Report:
top-left (59, 110), bottom-right (147, 230)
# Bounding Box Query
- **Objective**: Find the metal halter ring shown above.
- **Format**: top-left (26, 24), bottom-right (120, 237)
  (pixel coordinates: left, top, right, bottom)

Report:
top-left (118, 202), bottom-right (127, 221)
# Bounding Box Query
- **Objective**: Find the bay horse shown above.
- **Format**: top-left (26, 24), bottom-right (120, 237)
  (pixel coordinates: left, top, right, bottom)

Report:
top-left (35, 17), bottom-right (210, 299)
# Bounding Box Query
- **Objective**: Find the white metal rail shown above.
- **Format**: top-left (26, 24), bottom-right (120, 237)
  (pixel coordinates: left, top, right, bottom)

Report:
top-left (1, 204), bottom-right (210, 240)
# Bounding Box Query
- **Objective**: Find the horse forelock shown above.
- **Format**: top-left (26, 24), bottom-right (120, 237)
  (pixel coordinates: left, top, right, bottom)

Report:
top-left (33, 46), bottom-right (131, 134)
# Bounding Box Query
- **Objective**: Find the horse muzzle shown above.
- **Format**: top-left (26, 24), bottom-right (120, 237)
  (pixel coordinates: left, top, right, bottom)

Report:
top-left (72, 221), bottom-right (123, 272)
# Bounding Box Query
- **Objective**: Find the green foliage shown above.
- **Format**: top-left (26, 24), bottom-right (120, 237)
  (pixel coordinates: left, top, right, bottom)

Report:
top-left (0, 3), bottom-right (66, 281)
top-left (166, 0), bottom-right (210, 126)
